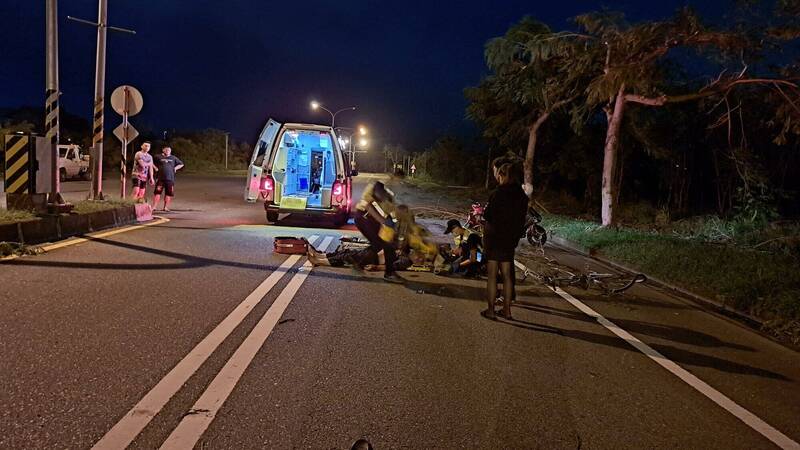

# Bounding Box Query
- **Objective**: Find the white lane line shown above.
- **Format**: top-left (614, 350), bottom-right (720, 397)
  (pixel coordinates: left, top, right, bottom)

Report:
top-left (551, 286), bottom-right (800, 450)
top-left (160, 235), bottom-right (336, 450)
top-left (92, 235), bottom-right (320, 450)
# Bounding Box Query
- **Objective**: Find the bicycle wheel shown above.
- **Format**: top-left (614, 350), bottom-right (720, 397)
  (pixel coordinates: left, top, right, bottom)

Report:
top-left (525, 225), bottom-right (545, 246)
top-left (596, 273), bottom-right (647, 294)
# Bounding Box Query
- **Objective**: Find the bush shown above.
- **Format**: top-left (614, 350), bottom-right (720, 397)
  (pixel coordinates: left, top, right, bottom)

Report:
top-left (101, 129), bottom-right (250, 173)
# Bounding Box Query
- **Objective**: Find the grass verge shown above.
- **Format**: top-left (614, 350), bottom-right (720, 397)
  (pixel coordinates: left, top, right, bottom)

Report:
top-left (0, 209), bottom-right (36, 225)
top-left (0, 241), bottom-right (42, 257)
top-left (71, 199), bottom-right (136, 214)
top-left (545, 214), bottom-right (800, 342)
top-left (1, 199), bottom-right (134, 224)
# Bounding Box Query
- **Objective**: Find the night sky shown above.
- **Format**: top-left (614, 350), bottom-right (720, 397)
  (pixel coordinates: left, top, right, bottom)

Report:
top-left (1, 0), bottom-right (729, 148)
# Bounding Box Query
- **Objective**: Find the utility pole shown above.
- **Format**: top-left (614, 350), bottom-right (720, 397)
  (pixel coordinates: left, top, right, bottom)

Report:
top-left (68, 2), bottom-right (135, 200)
top-left (45, 0), bottom-right (65, 206)
top-left (224, 132), bottom-right (230, 170)
top-left (90, 0), bottom-right (107, 200)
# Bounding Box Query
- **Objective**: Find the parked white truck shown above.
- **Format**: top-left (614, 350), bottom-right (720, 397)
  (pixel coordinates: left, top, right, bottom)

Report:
top-left (58, 144), bottom-right (91, 181)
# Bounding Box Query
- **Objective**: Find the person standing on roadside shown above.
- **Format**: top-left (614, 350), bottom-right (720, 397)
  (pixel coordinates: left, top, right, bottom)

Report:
top-left (489, 155), bottom-right (525, 303)
top-left (354, 180), bottom-right (404, 283)
top-left (482, 162), bottom-right (528, 320)
top-left (131, 142), bottom-right (154, 202)
top-left (152, 146), bottom-right (184, 212)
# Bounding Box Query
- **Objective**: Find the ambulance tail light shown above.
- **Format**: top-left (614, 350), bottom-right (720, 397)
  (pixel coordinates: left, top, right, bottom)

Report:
top-left (262, 175), bottom-right (275, 202)
top-left (332, 181), bottom-right (345, 206)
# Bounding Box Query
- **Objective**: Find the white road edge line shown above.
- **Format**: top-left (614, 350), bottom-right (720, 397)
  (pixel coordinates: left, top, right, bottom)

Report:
top-left (160, 235), bottom-right (336, 450)
top-left (0, 216), bottom-right (170, 261)
top-left (91, 235), bottom-right (321, 450)
top-left (550, 284), bottom-right (799, 450)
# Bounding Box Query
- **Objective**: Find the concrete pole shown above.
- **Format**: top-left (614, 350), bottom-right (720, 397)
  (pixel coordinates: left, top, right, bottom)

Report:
top-left (45, 0), bottom-right (64, 205)
top-left (349, 135), bottom-right (354, 167)
top-left (224, 133), bottom-right (229, 170)
top-left (90, 0), bottom-right (108, 200)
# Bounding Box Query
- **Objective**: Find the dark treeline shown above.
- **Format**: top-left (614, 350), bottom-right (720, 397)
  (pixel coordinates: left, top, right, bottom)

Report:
top-left (414, 1), bottom-right (800, 227)
top-left (0, 107), bottom-right (251, 172)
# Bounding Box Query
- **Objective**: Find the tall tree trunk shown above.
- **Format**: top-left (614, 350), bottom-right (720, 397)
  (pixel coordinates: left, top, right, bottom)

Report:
top-left (485, 153), bottom-right (492, 190)
top-left (602, 86), bottom-right (627, 227)
top-left (613, 143), bottom-right (625, 207)
top-left (523, 112), bottom-right (550, 197)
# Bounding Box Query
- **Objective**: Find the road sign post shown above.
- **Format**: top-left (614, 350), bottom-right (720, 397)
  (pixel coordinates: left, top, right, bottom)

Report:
top-left (111, 85), bottom-right (143, 198)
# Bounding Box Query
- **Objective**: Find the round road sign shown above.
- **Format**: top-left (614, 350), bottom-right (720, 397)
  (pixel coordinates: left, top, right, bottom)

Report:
top-left (110, 85), bottom-right (144, 116)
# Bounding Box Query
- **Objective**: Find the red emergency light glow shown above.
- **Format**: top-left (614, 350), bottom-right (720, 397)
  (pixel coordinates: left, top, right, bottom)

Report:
top-left (332, 181), bottom-right (344, 204)
top-left (262, 176), bottom-right (274, 191)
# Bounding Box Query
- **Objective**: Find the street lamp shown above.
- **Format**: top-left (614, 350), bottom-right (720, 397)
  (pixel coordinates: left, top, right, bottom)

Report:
top-left (309, 101), bottom-right (356, 129)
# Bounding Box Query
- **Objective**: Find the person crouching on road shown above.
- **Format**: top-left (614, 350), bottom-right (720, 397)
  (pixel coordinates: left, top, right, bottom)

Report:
top-left (444, 219), bottom-right (484, 277)
top-left (482, 162), bottom-right (528, 321)
top-left (152, 146), bottom-right (184, 212)
top-left (354, 181), bottom-right (404, 283)
top-left (131, 141), bottom-right (154, 202)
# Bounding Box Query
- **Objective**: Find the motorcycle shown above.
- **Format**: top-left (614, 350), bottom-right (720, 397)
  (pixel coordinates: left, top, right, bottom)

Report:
top-left (465, 202), bottom-right (485, 233)
top-left (524, 206), bottom-right (547, 247)
top-left (466, 202), bottom-right (547, 248)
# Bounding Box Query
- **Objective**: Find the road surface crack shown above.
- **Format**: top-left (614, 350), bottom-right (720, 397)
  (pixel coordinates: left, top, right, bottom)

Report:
top-left (184, 408), bottom-right (211, 417)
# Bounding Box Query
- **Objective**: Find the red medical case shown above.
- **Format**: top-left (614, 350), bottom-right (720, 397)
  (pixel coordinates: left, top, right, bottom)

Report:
top-left (273, 236), bottom-right (308, 255)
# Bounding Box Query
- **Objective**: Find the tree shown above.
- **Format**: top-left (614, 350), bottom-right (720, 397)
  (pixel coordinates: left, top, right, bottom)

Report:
top-left (468, 17), bottom-right (589, 196)
top-left (467, 6), bottom-right (800, 224)
top-left (382, 144), bottom-right (408, 174)
top-left (0, 120), bottom-right (36, 138)
top-left (518, 9), bottom-right (775, 225)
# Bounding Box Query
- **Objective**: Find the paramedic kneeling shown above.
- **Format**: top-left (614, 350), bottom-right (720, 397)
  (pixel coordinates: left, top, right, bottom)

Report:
top-left (444, 219), bottom-right (484, 277)
top-left (354, 181), bottom-right (404, 283)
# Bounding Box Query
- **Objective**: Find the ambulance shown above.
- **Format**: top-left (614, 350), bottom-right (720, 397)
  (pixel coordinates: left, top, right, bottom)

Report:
top-left (245, 119), bottom-right (354, 225)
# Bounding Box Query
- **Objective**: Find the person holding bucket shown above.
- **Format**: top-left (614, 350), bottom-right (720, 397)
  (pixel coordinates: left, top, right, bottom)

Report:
top-left (353, 181), bottom-right (404, 283)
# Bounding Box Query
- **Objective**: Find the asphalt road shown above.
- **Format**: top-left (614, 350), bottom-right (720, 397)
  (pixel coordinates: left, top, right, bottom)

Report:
top-left (1, 173), bottom-right (799, 449)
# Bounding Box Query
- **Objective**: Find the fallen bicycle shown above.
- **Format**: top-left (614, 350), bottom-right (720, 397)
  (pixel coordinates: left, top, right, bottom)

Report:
top-left (543, 271), bottom-right (647, 295)
top-left (517, 263), bottom-right (646, 295)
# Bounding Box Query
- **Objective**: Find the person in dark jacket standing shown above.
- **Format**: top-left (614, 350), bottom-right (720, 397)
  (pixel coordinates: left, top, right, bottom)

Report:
top-left (152, 146), bottom-right (184, 212)
top-left (482, 162), bottom-right (528, 320)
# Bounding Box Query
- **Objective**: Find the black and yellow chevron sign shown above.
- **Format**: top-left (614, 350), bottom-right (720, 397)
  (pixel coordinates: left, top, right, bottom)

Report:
top-left (4, 135), bottom-right (31, 194)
